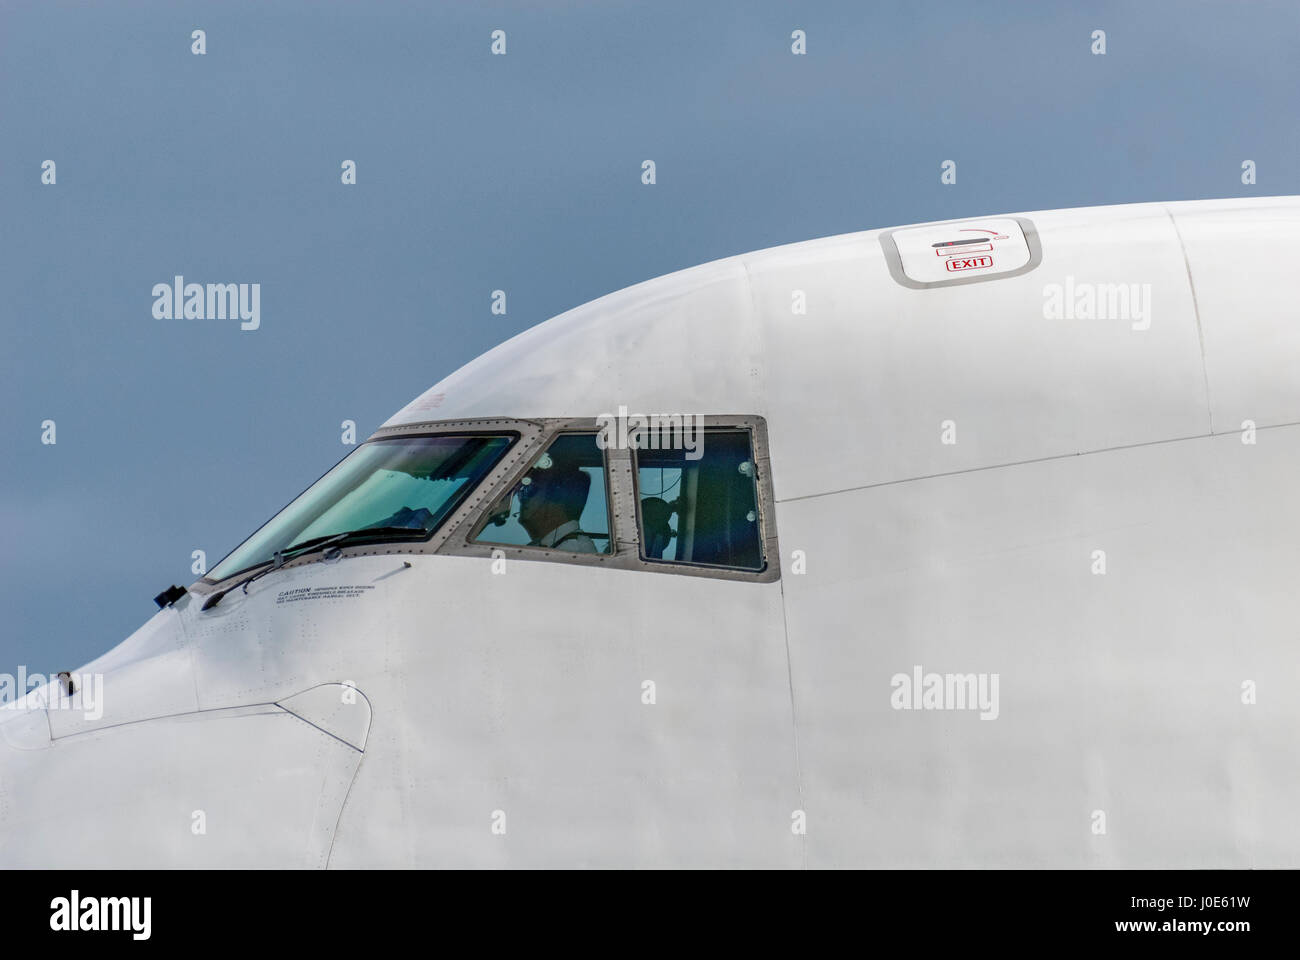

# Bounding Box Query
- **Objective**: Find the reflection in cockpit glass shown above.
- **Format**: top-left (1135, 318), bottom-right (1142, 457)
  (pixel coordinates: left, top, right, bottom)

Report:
top-left (207, 434), bottom-right (513, 581)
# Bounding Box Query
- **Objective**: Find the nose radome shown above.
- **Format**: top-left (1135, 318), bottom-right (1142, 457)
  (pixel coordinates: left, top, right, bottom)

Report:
top-left (0, 701), bottom-right (51, 750)
top-left (0, 700), bottom-right (55, 867)
top-left (0, 680), bottom-right (372, 868)
top-left (39, 606), bottom-right (198, 740)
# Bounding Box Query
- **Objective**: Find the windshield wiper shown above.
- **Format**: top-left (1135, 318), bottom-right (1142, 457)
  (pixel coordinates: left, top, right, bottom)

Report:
top-left (201, 527), bottom-right (424, 610)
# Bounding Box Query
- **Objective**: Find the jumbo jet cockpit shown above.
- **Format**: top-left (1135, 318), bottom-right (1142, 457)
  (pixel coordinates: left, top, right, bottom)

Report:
top-left (197, 416), bottom-right (779, 607)
top-left (14, 199), bottom-right (1300, 870)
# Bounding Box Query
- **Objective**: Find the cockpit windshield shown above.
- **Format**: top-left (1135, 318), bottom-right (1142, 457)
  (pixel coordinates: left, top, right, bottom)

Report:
top-left (206, 434), bottom-right (514, 582)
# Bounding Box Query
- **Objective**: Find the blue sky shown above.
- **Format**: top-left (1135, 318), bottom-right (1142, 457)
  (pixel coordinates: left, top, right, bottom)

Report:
top-left (2, 0), bottom-right (1297, 672)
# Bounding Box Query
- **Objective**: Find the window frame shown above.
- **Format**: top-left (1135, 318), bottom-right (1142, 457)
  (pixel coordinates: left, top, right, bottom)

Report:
top-left (189, 414), bottom-right (780, 600)
top-left (436, 415), bottom-right (780, 582)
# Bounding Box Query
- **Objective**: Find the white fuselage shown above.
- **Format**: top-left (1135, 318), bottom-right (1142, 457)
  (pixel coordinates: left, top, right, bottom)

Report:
top-left (3, 197), bottom-right (1299, 868)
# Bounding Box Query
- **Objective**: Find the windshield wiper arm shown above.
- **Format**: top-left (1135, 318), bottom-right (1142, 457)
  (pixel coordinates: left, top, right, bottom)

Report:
top-left (275, 531), bottom-right (353, 561)
top-left (201, 533), bottom-right (349, 610)
top-left (201, 527), bottom-right (424, 610)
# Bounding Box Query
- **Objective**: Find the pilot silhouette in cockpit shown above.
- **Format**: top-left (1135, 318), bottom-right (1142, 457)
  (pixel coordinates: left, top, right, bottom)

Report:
top-left (516, 463), bottom-right (598, 552)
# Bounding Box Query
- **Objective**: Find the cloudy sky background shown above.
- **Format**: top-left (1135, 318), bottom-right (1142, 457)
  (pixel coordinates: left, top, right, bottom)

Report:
top-left (2, 0), bottom-right (1298, 671)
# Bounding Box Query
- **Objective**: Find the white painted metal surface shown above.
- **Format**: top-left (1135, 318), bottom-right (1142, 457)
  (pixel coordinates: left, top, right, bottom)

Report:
top-left (2, 197), bottom-right (1298, 867)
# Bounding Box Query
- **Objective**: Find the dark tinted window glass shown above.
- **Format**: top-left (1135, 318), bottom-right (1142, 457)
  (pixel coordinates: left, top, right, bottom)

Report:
top-left (635, 430), bottom-right (763, 570)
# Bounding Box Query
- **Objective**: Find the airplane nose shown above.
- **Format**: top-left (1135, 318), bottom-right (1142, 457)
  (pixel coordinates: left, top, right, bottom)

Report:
top-left (0, 681), bottom-right (371, 868)
top-left (0, 703), bottom-right (56, 867)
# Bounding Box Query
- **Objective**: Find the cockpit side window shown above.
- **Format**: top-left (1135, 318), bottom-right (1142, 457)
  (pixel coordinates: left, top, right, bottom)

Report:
top-left (471, 433), bottom-right (613, 554)
top-left (634, 429), bottom-right (764, 571)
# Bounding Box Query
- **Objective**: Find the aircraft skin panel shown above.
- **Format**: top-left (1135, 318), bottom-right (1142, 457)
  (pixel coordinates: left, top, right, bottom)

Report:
top-left (43, 607), bottom-right (198, 739)
top-left (0, 704), bottom-right (363, 868)
top-left (778, 425), bottom-right (1300, 867)
top-left (1168, 201), bottom-right (1300, 434)
top-left (753, 203), bottom-right (1212, 502)
top-left (323, 557), bottom-right (801, 868)
top-left (186, 557), bottom-right (401, 711)
top-left (279, 683), bottom-right (373, 752)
